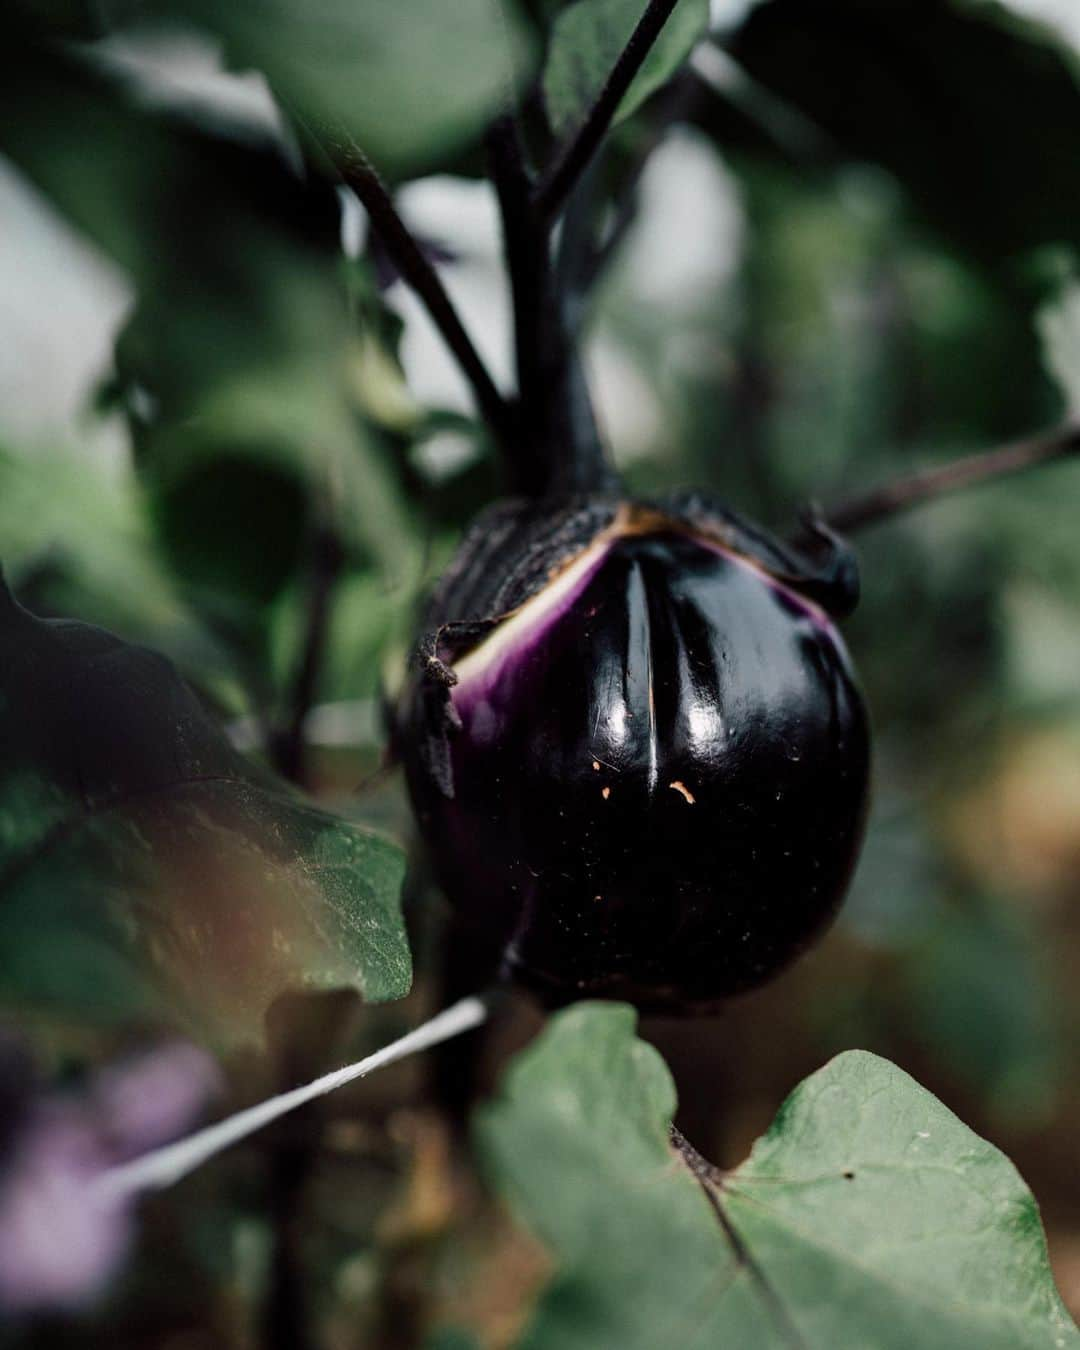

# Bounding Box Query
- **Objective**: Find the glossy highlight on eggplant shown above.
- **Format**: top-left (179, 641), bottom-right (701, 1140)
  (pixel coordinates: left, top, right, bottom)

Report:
top-left (400, 497), bottom-right (870, 1012)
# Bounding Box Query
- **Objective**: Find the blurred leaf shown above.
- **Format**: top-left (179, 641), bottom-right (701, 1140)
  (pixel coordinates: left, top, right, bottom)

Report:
top-left (898, 897), bottom-right (1062, 1123)
top-left (1002, 584), bottom-right (1080, 710)
top-left (156, 0), bottom-right (534, 177)
top-left (424, 1332), bottom-right (482, 1350)
top-left (0, 446), bottom-right (240, 702)
top-left (841, 768), bottom-right (942, 947)
top-left (131, 357), bottom-right (416, 622)
top-left (0, 579), bottom-right (410, 1046)
top-left (1, 33), bottom-right (419, 623)
top-left (845, 519), bottom-right (1005, 743)
top-left (723, 0), bottom-right (1080, 265)
top-left (478, 1003), bottom-right (1077, 1349)
top-left (544, 0), bottom-right (708, 135)
top-left (0, 37), bottom-right (341, 331)
top-left (1037, 275), bottom-right (1080, 418)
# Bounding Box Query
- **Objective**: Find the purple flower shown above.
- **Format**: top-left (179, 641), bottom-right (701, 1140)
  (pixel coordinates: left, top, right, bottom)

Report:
top-left (0, 1040), bottom-right (220, 1317)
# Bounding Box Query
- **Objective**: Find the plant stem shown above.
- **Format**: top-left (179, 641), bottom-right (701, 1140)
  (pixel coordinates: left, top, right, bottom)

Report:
top-left (825, 423), bottom-right (1080, 534)
top-left (260, 993), bottom-right (358, 1350)
top-left (95, 997), bottom-right (491, 1198)
top-left (316, 125), bottom-right (515, 446)
top-left (273, 524), bottom-right (344, 788)
top-left (488, 118), bottom-right (612, 496)
top-left (534, 0), bottom-right (681, 222)
top-left (487, 119), bottom-right (546, 455)
top-left (264, 1120), bottom-right (318, 1350)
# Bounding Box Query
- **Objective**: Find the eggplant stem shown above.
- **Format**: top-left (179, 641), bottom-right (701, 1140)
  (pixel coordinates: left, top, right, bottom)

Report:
top-left (824, 423), bottom-right (1080, 534)
top-left (272, 521), bottom-right (344, 788)
top-left (534, 0), bottom-right (682, 223)
top-left (314, 124), bottom-right (515, 447)
top-left (488, 117), bottom-right (613, 496)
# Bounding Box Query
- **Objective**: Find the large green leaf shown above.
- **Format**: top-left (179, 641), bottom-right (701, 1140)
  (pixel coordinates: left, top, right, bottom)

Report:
top-left (2, 31), bottom-right (418, 624)
top-left (544, 0), bottom-right (709, 135)
top-left (477, 1003), bottom-right (1078, 1349)
top-left (0, 578), bottom-right (410, 1046)
top-left (158, 0), bottom-right (534, 178)
top-left (722, 0), bottom-right (1080, 264)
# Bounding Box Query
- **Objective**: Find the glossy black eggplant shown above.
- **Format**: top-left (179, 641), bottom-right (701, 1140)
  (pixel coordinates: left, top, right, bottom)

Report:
top-left (399, 495), bottom-right (870, 1012)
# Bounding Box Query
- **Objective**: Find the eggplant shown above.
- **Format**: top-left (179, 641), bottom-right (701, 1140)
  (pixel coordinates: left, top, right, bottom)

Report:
top-left (399, 493), bottom-right (870, 1012)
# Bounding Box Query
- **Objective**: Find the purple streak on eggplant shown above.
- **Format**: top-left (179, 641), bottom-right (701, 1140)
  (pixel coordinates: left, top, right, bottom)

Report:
top-left (400, 495), bottom-right (869, 1012)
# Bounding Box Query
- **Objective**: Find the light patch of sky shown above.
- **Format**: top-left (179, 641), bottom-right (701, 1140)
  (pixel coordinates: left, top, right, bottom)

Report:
top-left (709, 0), bottom-right (761, 34)
top-left (89, 27), bottom-right (287, 138)
top-left (387, 176), bottom-right (516, 412)
top-left (0, 160), bottom-right (133, 467)
top-left (0, 27), bottom-right (284, 467)
top-left (1001, 0), bottom-right (1080, 50)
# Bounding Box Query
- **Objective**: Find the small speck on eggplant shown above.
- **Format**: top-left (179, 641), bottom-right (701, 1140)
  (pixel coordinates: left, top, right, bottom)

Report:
top-left (399, 496), bottom-right (870, 1013)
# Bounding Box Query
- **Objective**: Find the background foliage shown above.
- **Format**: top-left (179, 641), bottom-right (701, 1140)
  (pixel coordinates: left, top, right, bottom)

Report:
top-left (3, 0), bottom-right (1080, 1345)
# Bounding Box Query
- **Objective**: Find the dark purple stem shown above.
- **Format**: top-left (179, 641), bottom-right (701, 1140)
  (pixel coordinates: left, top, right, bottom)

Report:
top-left (272, 525), bottom-right (344, 788)
top-left (487, 117), bottom-right (612, 496)
top-left (534, 0), bottom-right (681, 223)
top-left (318, 126), bottom-right (515, 446)
top-left (825, 423), bottom-right (1080, 534)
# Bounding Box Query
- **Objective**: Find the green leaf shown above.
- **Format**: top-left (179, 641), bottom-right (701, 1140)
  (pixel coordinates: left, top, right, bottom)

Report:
top-left (0, 446), bottom-right (239, 702)
top-left (723, 0), bottom-right (1080, 265)
top-left (131, 355), bottom-right (416, 622)
top-left (158, 0), bottom-right (534, 177)
top-left (2, 34), bottom-right (419, 620)
top-left (543, 0), bottom-right (709, 135)
top-left (0, 579), bottom-right (410, 1047)
top-left (477, 1002), bottom-right (1078, 1350)
top-left (897, 897), bottom-right (1062, 1122)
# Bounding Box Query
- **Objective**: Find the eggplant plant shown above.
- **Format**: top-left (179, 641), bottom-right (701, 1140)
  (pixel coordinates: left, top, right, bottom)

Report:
top-left (2, 1), bottom-right (1080, 1347)
top-left (361, 6), bottom-right (1070, 1014)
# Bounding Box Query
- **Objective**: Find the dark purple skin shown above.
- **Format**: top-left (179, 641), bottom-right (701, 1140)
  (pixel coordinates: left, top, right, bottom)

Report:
top-left (401, 494), bottom-right (870, 1012)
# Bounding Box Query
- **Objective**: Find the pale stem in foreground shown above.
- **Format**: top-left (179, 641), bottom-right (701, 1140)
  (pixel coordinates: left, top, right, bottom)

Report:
top-left (93, 995), bottom-right (490, 1201)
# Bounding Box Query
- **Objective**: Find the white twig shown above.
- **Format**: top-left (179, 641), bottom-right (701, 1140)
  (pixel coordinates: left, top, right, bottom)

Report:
top-left (94, 995), bottom-right (490, 1201)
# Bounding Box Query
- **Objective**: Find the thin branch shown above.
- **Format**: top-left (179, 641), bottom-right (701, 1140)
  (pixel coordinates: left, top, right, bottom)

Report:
top-left (534, 0), bottom-right (681, 223)
top-left (824, 423), bottom-right (1080, 535)
top-left (94, 996), bottom-right (490, 1199)
top-left (313, 124), bottom-right (515, 445)
top-left (563, 71), bottom-right (705, 300)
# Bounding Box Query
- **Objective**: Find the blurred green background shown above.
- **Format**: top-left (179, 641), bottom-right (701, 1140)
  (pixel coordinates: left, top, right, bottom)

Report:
top-left (3, 0), bottom-right (1080, 1344)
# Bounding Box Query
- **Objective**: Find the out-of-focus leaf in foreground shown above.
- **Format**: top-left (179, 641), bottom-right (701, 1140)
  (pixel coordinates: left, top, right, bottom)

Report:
top-left (1, 29), bottom-right (414, 621)
top-left (544, 0), bottom-right (709, 135)
top-left (155, 0), bottom-right (534, 178)
top-left (0, 578), bottom-right (410, 1047)
top-left (722, 0), bottom-right (1080, 264)
top-left (477, 1003), bottom-right (1078, 1350)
